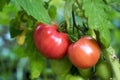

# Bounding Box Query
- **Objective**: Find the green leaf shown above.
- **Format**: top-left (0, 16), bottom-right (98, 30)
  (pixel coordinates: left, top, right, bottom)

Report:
top-left (25, 31), bottom-right (46, 79)
top-left (15, 0), bottom-right (51, 24)
top-left (14, 47), bottom-right (46, 79)
top-left (9, 10), bottom-right (36, 38)
top-left (83, 0), bottom-right (113, 30)
top-left (83, 0), bottom-right (114, 48)
top-left (14, 31), bottom-right (46, 79)
top-left (98, 28), bottom-right (111, 48)
top-left (48, 5), bottom-right (57, 20)
top-left (0, 2), bottom-right (18, 25)
top-left (105, 6), bottom-right (120, 20)
top-left (0, 0), bottom-right (10, 11)
top-left (64, 0), bottom-right (75, 29)
top-left (106, 0), bottom-right (120, 11)
top-left (29, 51), bottom-right (46, 79)
top-left (9, 19), bottom-right (23, 38)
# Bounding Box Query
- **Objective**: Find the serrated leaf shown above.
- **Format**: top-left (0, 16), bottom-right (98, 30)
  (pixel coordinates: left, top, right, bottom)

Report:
top-left (83, 0), bottom-right (113, 48)
top-left (15, 0), bottom-right (51, 24)
top-left (83, 0), bottom-right (113, 29)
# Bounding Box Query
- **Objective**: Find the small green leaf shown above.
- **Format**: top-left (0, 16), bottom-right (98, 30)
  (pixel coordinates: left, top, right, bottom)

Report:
top-left (48, 5), bottom-right (57, 20)
top-left (15, 0), bottom-right (51, 24)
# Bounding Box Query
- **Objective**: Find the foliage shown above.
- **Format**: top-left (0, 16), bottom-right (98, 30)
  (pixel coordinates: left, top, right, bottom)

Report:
top-left (15, 0), bottom-right (51, 24)
top-left (0, 0), bottom-right (120, 80)
top-left (83, 0), bottom-right (114, 48)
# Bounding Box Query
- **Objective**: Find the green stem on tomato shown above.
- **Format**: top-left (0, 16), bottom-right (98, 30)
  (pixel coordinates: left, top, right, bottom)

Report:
top-left (103, 47), bottom-right (120, 80)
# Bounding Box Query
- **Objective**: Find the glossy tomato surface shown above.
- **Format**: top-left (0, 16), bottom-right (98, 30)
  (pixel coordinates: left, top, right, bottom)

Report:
top-left (68, 36), bottom-right (100, 69)
top-left (34, 23), bottom-right (70, 59)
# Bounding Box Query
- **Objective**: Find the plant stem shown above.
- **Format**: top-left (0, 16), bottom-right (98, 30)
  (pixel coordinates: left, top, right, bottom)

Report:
top-left (75, 0), bottom-right (82, 10)
top-left (103, 47), bottom-right (120, 80)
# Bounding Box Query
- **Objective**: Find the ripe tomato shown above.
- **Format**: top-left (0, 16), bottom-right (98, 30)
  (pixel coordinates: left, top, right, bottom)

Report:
top-left (68, 36), bottom-right (100, 69)
top-left (34, 23), bottom-right (70, 59)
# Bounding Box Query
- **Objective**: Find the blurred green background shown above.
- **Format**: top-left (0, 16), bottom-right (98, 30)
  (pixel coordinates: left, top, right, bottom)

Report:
top-left (0, 0), bottom-right (120, 80)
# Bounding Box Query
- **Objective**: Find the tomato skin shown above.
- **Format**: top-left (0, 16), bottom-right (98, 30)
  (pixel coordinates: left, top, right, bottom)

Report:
top-left (68, 36), bottom-right (100, 69)
top-left (34, 23), bottom-right (70, 59)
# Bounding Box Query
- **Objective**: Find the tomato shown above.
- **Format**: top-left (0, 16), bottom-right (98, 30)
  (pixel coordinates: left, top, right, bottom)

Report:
top-left (68, 36), bottom-right (100, 69)
top-left (34, 23), bottom-right (70, 59)
top-left (50, 56), bottom-right (72, 76)
top-left (78, 68), bottom-right (93, 79)
top-left (95, 61), bottom-right (112, 80)
top-left (65, 74), bottom-right (85, 80)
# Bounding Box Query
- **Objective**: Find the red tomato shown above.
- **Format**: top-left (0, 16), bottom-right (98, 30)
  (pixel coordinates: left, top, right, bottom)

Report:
top-left (68, 36), bottom-right (100, 69)
top-left (34, 23), bottom-right (70, 59)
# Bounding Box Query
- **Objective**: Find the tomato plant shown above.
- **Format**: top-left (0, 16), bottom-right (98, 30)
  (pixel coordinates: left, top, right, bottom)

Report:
top-left (68, 36), bottom-right (100, 69)
top-left (34, 23), bottom-right (70, 59)
top-left (1, 0), bottom-right (120, 80)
